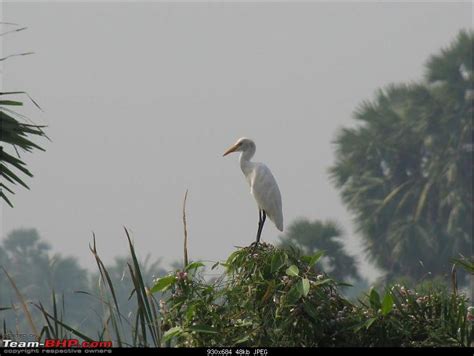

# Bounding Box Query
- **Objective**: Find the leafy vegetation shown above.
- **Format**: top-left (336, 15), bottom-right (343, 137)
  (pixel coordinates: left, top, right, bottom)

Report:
top-left (278, 219), bottom-right (360, 282)
top-left (155, 243), bottom-right (472, 347)
top-left (2, 233), bottom-right (471, 347)
top-left (0, 23), bottom-right (48, 207)
top-left (0, 228), bottom-right (165, 345)
top-left (329, 30), bottom-right (473, 285)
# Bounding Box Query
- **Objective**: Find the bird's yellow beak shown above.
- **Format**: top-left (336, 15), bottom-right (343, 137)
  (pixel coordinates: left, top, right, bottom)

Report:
top-left (223, 144), bottom-right (239, 157)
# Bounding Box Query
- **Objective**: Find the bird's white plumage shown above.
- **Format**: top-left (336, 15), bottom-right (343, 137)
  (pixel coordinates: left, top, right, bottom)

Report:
top-left (249, 162), bottom-right (283, 231)
top-left (223, 137), bottom-right (283, 232)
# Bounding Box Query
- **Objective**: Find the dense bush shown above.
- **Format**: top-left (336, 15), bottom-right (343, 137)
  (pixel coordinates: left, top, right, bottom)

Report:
top-left (155, 243), bottom-right (473, 347)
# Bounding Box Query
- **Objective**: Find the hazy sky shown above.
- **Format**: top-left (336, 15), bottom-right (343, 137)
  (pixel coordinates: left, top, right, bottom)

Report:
top-left (1, 1), bottom-right (471, 282)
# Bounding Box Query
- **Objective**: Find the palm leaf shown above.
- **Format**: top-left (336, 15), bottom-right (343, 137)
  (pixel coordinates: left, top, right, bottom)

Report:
top-left (414, 181), bottom-right (432, 221)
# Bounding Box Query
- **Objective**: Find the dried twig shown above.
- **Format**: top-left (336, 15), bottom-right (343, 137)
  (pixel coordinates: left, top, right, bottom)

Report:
top-left (183, 189), bottom-right (189, 267)
top-left (451, 264), bottom-right (457, 296)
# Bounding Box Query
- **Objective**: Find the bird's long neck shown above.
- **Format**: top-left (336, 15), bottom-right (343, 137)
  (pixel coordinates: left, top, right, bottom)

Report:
top-left (239, 147), bottom-right (255, 177)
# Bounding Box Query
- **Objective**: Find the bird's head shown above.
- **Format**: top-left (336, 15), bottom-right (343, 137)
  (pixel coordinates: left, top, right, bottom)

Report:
top-left (223, 137), bottom-right (255, 156)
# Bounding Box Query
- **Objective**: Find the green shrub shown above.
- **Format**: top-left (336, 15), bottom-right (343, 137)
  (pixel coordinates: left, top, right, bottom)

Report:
top-left (154, 243), bottom-right (472, 347)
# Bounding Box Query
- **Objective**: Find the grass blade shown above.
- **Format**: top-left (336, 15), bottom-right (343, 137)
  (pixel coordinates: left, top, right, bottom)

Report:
top-left (1, 267), bottom-right (38, 339)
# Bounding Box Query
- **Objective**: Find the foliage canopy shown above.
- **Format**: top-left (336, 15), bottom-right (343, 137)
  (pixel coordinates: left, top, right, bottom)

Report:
top-left (329, 30), bottom-right (473, 284)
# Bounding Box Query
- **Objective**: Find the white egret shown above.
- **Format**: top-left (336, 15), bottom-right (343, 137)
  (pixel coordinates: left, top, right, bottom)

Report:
top-left (223, 138), bottom-right (283, 244)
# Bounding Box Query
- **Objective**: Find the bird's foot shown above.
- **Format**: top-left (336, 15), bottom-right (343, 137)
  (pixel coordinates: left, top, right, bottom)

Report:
top-left (249, 241), bottom-right (261, 255)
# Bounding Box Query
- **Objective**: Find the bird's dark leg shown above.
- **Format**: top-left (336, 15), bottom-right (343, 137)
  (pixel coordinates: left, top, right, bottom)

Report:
top-left (256, 210), bottom-right (266, 244)
top-left (252, 210), bottom-right (263, 247)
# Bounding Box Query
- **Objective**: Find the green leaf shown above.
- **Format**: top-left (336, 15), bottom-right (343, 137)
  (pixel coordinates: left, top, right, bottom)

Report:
top-left (188, 325), bottom-right (218, 334)
top-left (365, 317), bottom-right (377, 330)
top-left (308, 250), bottom-right (324, 267)
top-left (303, 302), bottom-right (318, 321)
top-left (234, 335), bottom-right (250, 345)
top-left (452, 257), bottom-right (474, 274)
top-left (369, 287), bottom-right (381, 310)
top-left (0, 91), bottom-right (42, 110)
top-left (185, 304), bottom-right (196, 320)
top-left (286, 265), bottom-right (299, 277)
top-left (287, 283), bottom-right (303, 304)
top-left (0, 190), bottom-right (13, 208)
top-left (337, 281), bottom-right (353, 287)
top-left (226, 250), bottom-right (241, 265)
top-left (270, 252), bottom-right (286, 273)
top-left (381, 292), bottom-right (394, 316)
top-left (301, 278), bottom-right (310, 297)
top-left (313, 278), bottom-right (332, 287)
top-left (1, 164), bottom-right (31, 188)
top-left (415, 181), bottom-right (432, 221)
top-left (185, 261), bottom-right (205, 271)
top-left (162, 326), bottom-right (183, 343)
top-left (378, 180), bottom-right (411, 213)
top-left (0, 100), bottom-right (23, 106)
top-left (150, 275), bottom-right (176, 293)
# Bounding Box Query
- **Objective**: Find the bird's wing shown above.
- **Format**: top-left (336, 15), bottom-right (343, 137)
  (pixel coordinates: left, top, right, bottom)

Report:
top-left (250, 163), bottom-right (284, 231)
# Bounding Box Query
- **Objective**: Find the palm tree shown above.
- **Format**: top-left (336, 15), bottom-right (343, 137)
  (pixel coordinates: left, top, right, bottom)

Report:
top-left (0, 23), bottom-right (47, 207)
top-left (329, 30), bottom-right (473, 285)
